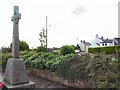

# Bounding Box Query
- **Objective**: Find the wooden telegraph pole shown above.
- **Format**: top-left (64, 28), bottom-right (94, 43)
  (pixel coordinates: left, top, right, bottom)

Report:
top-left (46, 16), bottom-right (48, 51)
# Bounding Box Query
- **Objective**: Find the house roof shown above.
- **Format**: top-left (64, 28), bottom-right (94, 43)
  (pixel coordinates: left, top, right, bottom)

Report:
top-left (83, 42), bottom-right (91, 46)
top-left (104, 39), bottom-right (113, 43)
top-left (114, 38), bottom-right (120, 45)
top-left (99, 38), bottom-right (113, 43)
top-left (99, 37), bottom-right (104, 41)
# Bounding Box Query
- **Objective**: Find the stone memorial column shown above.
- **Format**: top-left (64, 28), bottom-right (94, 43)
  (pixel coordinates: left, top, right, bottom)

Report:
top-left (11, 6), bottom-right (20, 59)
top-left (4, 6), bottom-right (35, 88)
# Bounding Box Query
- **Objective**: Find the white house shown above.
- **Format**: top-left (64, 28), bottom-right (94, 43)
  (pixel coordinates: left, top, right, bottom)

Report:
top-left (79, 40), bottom-right (91, 53)
top-left (113, 38), bottom-right (120, 46)
top-left (79, 35), bottom-right (120, 53)
top-left (91, 34), bottom-right (113, 47)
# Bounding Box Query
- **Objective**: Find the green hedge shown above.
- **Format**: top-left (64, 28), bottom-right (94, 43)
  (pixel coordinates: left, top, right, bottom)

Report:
top-left (88, 46), bottom-right (120, 54)
top-left (88, 47), bottom-right (101, 53)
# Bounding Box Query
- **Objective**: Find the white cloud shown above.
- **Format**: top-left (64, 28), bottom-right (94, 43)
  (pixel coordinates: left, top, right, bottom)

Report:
top-left (72, 6), bottom-right (86, 15)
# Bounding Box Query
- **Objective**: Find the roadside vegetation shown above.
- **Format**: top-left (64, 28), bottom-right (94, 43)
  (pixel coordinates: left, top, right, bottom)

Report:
top-left (1, 45), bottom-right (120, 88)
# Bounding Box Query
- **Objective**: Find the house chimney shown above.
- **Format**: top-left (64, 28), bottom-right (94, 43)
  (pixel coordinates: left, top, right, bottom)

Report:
top-left (96, 34), bottom-right (98, 38)
top-left (101, 36), bottom-right (103, 39)
top-left (83, 40), bottom-right (85, 43)
top-left (81, 40), bottom-right (82, 42)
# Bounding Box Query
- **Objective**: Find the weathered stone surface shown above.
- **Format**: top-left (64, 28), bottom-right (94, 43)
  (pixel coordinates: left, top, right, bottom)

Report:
top-left (4, 5), bottom-right (34, 88)
top-left (4, 58), bottom-right (29, 85)
top-left (11, 6), bottom-right (21, 58)
top-left (3, 81), bottom-right (35, 88)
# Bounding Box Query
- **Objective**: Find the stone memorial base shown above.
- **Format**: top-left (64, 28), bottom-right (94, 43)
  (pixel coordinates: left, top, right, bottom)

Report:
top-left (3, 81), bottom-right (35, 89)
top-left (3, 58), bottom-right (35, 88)
top-left (3, 80), bottom-right (35, 88)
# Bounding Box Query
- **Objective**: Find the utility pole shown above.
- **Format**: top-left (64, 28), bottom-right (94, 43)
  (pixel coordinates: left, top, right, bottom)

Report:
top-left (46, 16), bottom-right (48, 51)
top-left (77, 37), bottom-right (78, 44)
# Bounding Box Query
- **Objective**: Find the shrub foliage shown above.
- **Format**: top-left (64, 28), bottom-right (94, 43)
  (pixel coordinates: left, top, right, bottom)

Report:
top-left (10, 40), bottom-right (29, 51)
top-left (60, 45), bottom-right (76, 55)
top-left (36, 46), bottom-right (46, 52)
top-left (2, 49), bottom-right (120, 88)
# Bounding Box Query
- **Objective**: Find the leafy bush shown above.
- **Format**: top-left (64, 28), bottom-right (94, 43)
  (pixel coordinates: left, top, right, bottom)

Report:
top-left (10, 40), bottom-right (29, 51)
top-left (85, 53), bottom-right (120, 88)
top-left (23, 52), bottom-right (76, 72)
top-left (20, 51), bottom-right (28, 56)
top-left (36, 46), bottom-right (46, 52)
top-left (20, 41), bottom-right (29, 51)
top-left (56, 54), bottom-right (90, 80)
top-left (72, 44), bottom-right (81, 50)
top-left (21, 51), bottom-right (120, 88)
top-left (60, 45), bottom-right (76, 55)
top-left (1, 53), bottom-right (12, 71)
top-left (22, 51), bottom-right (35, 60)
top-left (1, 47), bottom-right (11, 53)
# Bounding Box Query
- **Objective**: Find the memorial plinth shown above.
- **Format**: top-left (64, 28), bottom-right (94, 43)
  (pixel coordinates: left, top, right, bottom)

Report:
top-left (4, 58), bottom-right (29, 85)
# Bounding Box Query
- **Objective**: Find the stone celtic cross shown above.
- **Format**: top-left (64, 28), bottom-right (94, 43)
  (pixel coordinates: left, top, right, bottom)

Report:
top-left (11, 6), bottom-right (21, 58)
top-left (4, 6), bottom-right (35, 87)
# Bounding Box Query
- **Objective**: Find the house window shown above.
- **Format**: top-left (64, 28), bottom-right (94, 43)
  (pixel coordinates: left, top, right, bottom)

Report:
top-left (102, 43), bottom-right (104, 46)
top-left (105, 43), bottom-right (107, 46)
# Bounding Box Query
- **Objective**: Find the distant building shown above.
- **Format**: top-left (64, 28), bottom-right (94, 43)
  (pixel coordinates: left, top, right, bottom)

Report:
top-left (113, 38), bottom-right (120, 45)
top-left (79, 40), bottom-right (91, 53)
top-left (91, 34), bottom-right (120, 47)
top-left (91, 34), bottom-right (113, 47)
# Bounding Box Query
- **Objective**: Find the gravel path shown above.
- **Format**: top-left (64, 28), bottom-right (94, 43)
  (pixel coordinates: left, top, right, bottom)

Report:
top-left (28, 74), bottom-right (67, 88)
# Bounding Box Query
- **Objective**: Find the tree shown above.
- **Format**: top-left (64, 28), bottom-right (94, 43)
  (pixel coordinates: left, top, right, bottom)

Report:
top-left (72, 44), bottom-right (81, 51)
top-left (10, 40), bottom-right (29, 51)
top-left (1, 46), bottom-right (11, 53)
top-left (60, 45), bottom-right (76, 55)
top-left (36, 46), bottom-right (46, 52)
top-left (20, 41), bottom-right (29, 51)
top-left (76, 44), bottom-right (81, 51)
top-left (39, 29), bottom-right (46, 48)
top-left (39, 16), bottom-right (48, 51)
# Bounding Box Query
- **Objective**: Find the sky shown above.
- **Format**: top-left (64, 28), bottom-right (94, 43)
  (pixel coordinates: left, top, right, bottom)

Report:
top-left (0, 0), bottom-right (119, 48)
